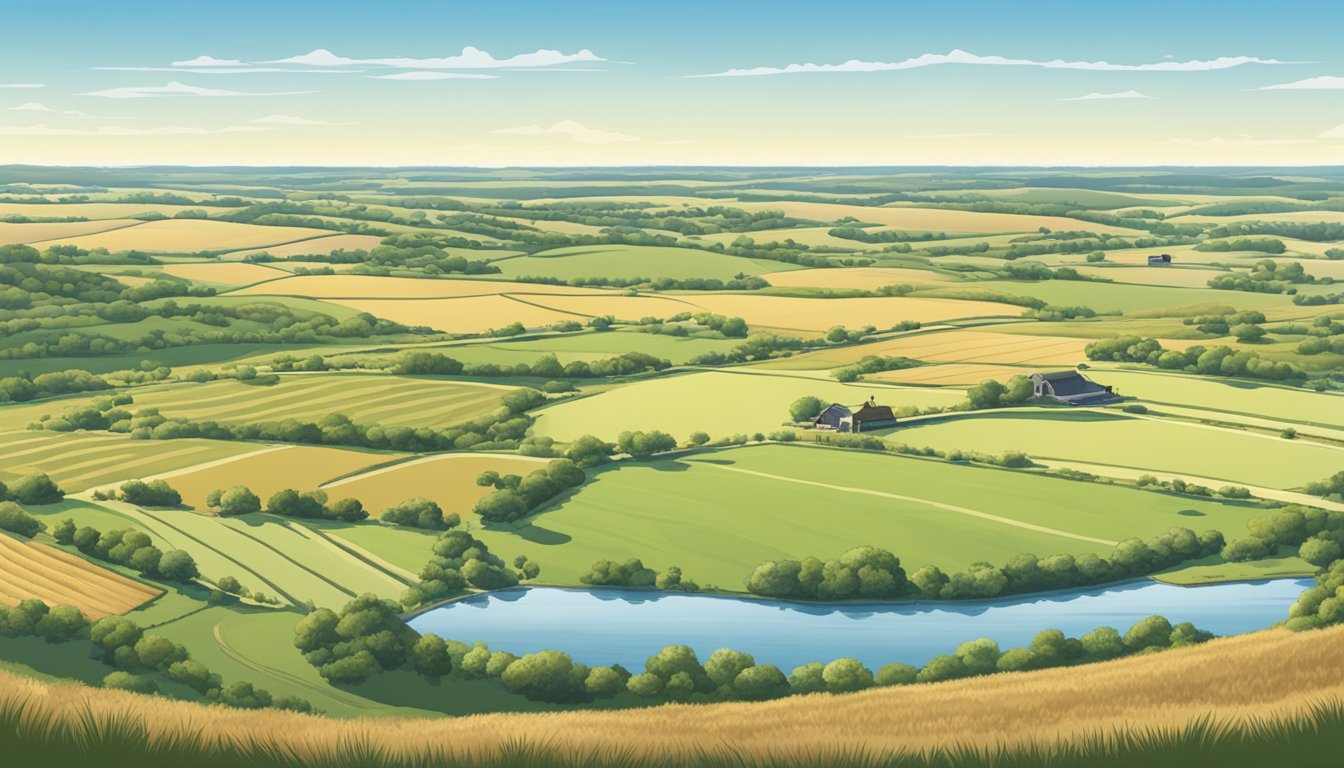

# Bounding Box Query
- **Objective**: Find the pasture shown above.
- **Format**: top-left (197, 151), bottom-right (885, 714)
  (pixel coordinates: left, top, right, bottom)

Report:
top-left (1091, 369), bottom-right (1344, 430)
top-left (531, 370), bottom-right (965, 441)
top-left (159, 262), bottom-right (289, 287)
top-left (226, 233), bottom-right (386, 258)
top-left (728, 200), bottom-right (1141, 235)
top-left (490, 244), bottom-right (792, 280)
top-left (761, 267), bottom-right (960, 290)
top-left (0, 432), bottom-right (257, 492)
top-left (0, 533), bottom-right (160, 619)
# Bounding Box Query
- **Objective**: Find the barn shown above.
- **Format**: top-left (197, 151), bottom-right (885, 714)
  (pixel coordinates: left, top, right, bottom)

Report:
top-left (812, 397), bottom-right (899, 432)
top-left (1030, 370), bottom-right (1122, 406)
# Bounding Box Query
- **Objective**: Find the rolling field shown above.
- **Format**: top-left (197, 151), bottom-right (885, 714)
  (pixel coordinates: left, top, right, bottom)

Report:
top-left (917, 279), bottom-right (1288, 313)
top-left (232, 274), bottom-right (607, 299)
top-left (761, 267), bottom-right (960, 289)
top-left (806, 329), bottom-right (1095, 366)
top-left (1072, 265), bottom-right (1234, 288)
top-left (0, 219), bottom-right (139, 245)
top-left (729, 200), bottom-right (1142, 235)
top-left (36, 219), bottom-right (334, 252)
top-left (156, 445), bottom-right (404, 510)
top-left (226, 233), bottom-right (387, 258)
top-left (321, 453), bottom-right (553, 521)
top-left (489, 444), bottom-right (1265, 589)
top-left (869, 363), bottom-right (1029, 385)
top-left (681, 294), bottom-right (1015, 332)
top-left (323, 295), bottom-right (586, 333)
top-left (889, 410), bottom-right (1344, 489)
top-left (532, 370), bottom-right (961, 441)
top-left (427, 330), bottom-right (745, 366)
top-left (490, 244), bottom-right (793, 280)
top-left (126, 375), bottom-right (514, 428)
top-left (0, 534), bottom-right (160, 619)
top-left (159, 261), bottom-right (289, 287)
top-left (0, 202), bottom-right (210, 219)
top-left (1092, 369), bottom-right (1344, 429)
top-left (0, 432), bottom-right (259, 492)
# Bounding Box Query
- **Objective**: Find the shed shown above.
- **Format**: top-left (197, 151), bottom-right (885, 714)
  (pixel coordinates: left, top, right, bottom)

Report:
top-left (1030, 370), bottom-right (1122, 406)
top-left (1147, 253), bottom-right (1172, 265)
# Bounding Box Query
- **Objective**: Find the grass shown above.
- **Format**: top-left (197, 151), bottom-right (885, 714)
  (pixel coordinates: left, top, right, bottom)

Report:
top-left (0, 625), bottom-right (1341, 764)
top-left (0, 532), bottom-right (160, 618)
top-left (780, 329), bottom-right (1095, 368)
top-left (321, 295), bottom-right (587, 334)
top-left (0, 432), bottom-right (258, 492)
top-left (890, 409), bottom-right (1344, 490)
top-left (530, 370), bottom-right (965, 442)
top-left (36, 219), bottom-right (333, 253)
top-left (1093, 368), bottom-right (1344, 430)
top-left (729, 200), bottom-right (1141, 235)
top-left (226, 233), bottom-right (386, 258)
top-left (760, 267), bottom-right (961, 290)
top-left (420, 330), bottom-right (746, 367)
top-left (161, 445), bottom-right (402, 510)
top-left (126, 373), bottom-right (514, 429)
top-left (914, 280), bottom-right (1289, 314)
top-left (0, 342), bottom-right (345, 378)
top-left (490, 244), bottom-right (790, 280)
top-left (473, 444), bottom-right (1268, 586)
top-left (231, 274), bottom-right (610, 299)
top-left (158, 262), bottom-right (289, 287)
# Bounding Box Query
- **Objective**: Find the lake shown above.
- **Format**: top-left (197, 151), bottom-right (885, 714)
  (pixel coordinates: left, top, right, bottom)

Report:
top-left (408, 578), bottom-right (1310, 671)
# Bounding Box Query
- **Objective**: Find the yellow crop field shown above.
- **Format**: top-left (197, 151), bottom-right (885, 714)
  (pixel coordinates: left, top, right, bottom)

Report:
top-left (160, 262), bottom-right (289, 287)
top-left (792, 329), bottom-right (1092, 366)
top-left (0, 626), bottom-right (1337, 761)
top-left (0, 220), bottom-right (139, 245)
top-left (684, 294), bottom-right (1016, 333)
top-left (37, 219), bottom-right (334, 253)
top-left (869, 363), bottom-right (1030, 385)
top-left (728, 200), bottom-right (1139, 235)
top-left (691, 227), bottom-right (888, 250)
top-left (325, 295), bottom-right (581, 333)
top-left (321, 453), bottom-right (551, 519)
top-left (1173, 210), bottom-right (1344, 225)
top-left (156, 445), bottom-right (403, 510)
top-left (762, 267), bottom-right (957, 290)
top-left (519, 293), bottom-right (703, 320)
top-left (0, 202), bottom-right (207, 219)
top-left (1074, 265), bottom-right (1233, 288)
top-left (0, 534), bottom-right (160, 619)
top-left (226, 233), bottom-right (386, 258)
top-left (0, 432), bottom-right (259, 492)
top-left (233, 274), bottom-right (607, 299)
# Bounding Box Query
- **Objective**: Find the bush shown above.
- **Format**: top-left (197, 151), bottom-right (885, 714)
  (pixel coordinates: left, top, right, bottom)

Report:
top-left (616, 430), bottom-right (678, 459)
top-left (821, 658), bottom-right (874, 693)
top-left (1123, 615), bottom-right (1174, 651)
top-left (103, 671), bottom-right (159, 695)
top-left (382, 497), bottom-right (454, 530)
top-left (210, 486), bottom-right (261, 516)
top-left (119, 479), bottom-right (181, 507)
top-left (0, 502), bottom-right (41, 538)
top-left (7, 473), bottom-right (63, 505)
top-left (500, 650), bottom-right (590, 703)
top-left (875, 662), bottom-right (918, 686)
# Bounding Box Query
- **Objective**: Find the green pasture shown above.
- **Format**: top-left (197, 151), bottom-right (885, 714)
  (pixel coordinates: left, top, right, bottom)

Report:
top-left (1095, 369), bottom-right (1344, 430)
top-left (916, 280), bottom-right (1289, 314)
top-left (489, 244), bottom-right (794, 280)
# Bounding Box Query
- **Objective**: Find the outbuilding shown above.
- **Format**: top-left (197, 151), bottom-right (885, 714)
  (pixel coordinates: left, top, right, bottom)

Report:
top-left (1030, 370), bottom-right (1122, 406)
top-left (811, 397), bottom-right (899, 432)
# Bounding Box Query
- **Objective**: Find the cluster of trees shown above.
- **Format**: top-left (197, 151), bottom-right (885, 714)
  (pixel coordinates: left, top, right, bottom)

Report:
top-left (1084, 336), bottom-right (1302, 381)
top-left (0, 369), bottom-right (110, 404)
top-left (1222, 505), bottom-right (1344, 566)
top-left (1024, 304), bottom-right (1098, 322)
top-left (686, 332), bottom-right (810, 365)
top-left (615, 430), bottom-right (679, 459)
top-left (1195, 238), bottom-right (1288, 254)
top-left (51, 519), bottom-right (200, 583)
top-left (391, 349), bottom-right (672, 380)
top-left (1204, 221), bottom-right (1344, 243)
top-left (380, 497), bottom-right (460, 530)
top-left (264, 488), bottom-right (368, 522)
top-left (118, 479), bottom-right (181, 507)
top-left (745, 547), bottom-right (909, 600)
top-left (472, 459), bottom-right (587, 524)
top-left (516, 274), bottom-right (770, 291)
top-left (92, 613), bottom-right (311, 711)
top-left (1288, 559), bottom-right (1344, 629)
top-left (963, 375), bottom-right (1035, 410)
top-left (0, 598), bottom-right (90, 643)
top-left (747, 528), bottom-right (1224, 603)
top-left (1306, 471), bottom-right (1344, 503)
top-left (0, 472), bottom-right (64, 505)
top-left (0, 502), bottom-right (42, 538)
top-left (1182, 310), bottom-right (1268, 337)
top-left (1135, 474), bottom-right (1251, 500)
top-left (399, 529), bottom-right (537, 609)
top-left (579, 558), bottom-right (700, 592)
top-left (1294, 291), bottom-right (1344, 307)
top-left (1207, 260), bottom-right (1314, 293)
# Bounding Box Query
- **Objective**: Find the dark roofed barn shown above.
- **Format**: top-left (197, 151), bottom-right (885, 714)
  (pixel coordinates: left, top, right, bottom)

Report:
top-left (811, 397), bottom-right (899, 433)
top-left (1030, 370), bottom-right (1122, 406)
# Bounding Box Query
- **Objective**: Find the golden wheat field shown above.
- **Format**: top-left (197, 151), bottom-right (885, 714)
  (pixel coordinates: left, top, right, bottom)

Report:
top-left (729, 200), bottom-right (1140, 235)
top-left (761, 267), bottom-right (959, 290)
top-left (869, 363), bottom-right (1031, 385)
top-left (0, 202), bottom-right (208, 219)
top-left (319, 452), bottom-right (552, 518)
top-left (1172, 210), bottom-right (1344, 225)
top-left (37, 219), bottom-right (334, 253)
top-left (225, 234), bottom-right (388, 259)
top-left (0, 534), bottom-right (160, 619)
top-left (0, 219), bottom-right (140, 245)
top-left (159, 262), bottom-right (289, 287)
top-left (0, 626), bottom-right (1338, 761)
top-left (841, 329), bottom-right (1095, 366)
top-left (685, 294), bottom-right (1016, 332)
top-left (232, 274), bottom-right (608, 299)
top-left (153, 445), bottom-right (404, 510)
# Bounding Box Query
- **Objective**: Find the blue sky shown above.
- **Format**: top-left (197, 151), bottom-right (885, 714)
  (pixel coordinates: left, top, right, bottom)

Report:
top-left (1, 0), bottom-right (1341, 165)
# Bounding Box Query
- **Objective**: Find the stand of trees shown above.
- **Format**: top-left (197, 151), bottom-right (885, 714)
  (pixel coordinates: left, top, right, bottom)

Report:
top-left (51, 519), bottom-right (200, 584)
top-left (392, 350), bottom-right (672, 379)
top-left (473, 459), bottom-right (586, 524)
top-left (399, 529), bottom-right (538, 610)
top-left (1085, 336), bottom-right (1302, 381)
top-left (580, 559), bottom-right (700, 592)
top-left (0, 472), bottom-right (65, 505)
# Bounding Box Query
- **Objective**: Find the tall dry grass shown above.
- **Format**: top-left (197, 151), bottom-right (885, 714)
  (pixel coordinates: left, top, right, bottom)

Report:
top-left (0, 535), bottom-right (160, 618)
top-left (1, 625), bottom-right (1341, 764)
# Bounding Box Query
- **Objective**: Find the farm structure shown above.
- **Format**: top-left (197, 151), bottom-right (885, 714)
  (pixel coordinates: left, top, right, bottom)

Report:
top-left (1147, 253), bottom-right (1173, 265)
top-left (1030, 371), bottom-right (1122, 406)
top-left (812, 398), bottom-right (900, 432)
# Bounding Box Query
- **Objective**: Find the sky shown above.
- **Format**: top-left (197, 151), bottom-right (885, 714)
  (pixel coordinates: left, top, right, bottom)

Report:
top-left (1, 0), bottom-right (1341, 167)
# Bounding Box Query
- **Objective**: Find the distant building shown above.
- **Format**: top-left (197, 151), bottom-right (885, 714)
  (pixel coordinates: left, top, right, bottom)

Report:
top-left (812, 397), bottom-right (899, 433)
top-left (1147, 253), bottom-right (1172, 266)
top-left (1030, 371), bottom-right (1122, 406)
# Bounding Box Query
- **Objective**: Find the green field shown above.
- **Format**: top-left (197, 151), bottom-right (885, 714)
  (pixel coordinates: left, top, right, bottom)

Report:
top-left (489, 244), bottom-right (794, 280)
top-left (0, 432), bottom-right (258, 491)
top-left (531, 369), bottom-right (966, 441)
top-left (1093, 368), bottom-right (1344, 430)
top-left (915, 280), bottom-right (1290, 314)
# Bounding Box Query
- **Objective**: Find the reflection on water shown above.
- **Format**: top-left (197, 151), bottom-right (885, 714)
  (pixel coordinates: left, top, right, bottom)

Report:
top-left (409, 579), bottom-right (1309, 670)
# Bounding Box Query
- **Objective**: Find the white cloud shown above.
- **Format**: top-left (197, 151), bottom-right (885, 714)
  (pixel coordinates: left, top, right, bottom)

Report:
top-left (9, 102), bottom-right (85, 116)
top-left (493, 120), bottom-right (640, 144)
top-left (95, 66), bottom-right (360, 74)
top-left (692, 49), bottom-right (1297, 77)
top-left (1319, 124), bottom-right (1344, 139)
top-left (0, 123), bottom-right (270, 136)
top-left (171, 55), bottom-right (244, 67)
top-left (1259, 75), bottom-right (1344, 90)
top-left (1163, 135), bottom-right (1315, 146)
top-left (249, 114), bottom-right (350, 126)
top-left (0, 83), bottom-right (44, 89)
top-left (265, 46), bottom-right (605, 69)
top-left (1060, 90), bottom-right (1153, 101)
top-left (78, 81), bottom-right (316, 99)
top-left (367, 71), bottom-right (499, 81)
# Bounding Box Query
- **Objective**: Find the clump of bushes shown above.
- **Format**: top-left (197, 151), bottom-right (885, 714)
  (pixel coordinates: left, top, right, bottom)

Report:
top-left (265, 488), bottom-right (367, 522)
top-left (52, 520), bottom-right (199, 583)
top-left (0, 472), bottom-right (64, 505)
top-left (381, 497), bottom-right (459, 530)
top-left (399, 529), bottom-right (537, 609)
top-left (118, 479), bottom-right (181, 507)
top-left (580, 558), bottom-right (699, 592)
top-left (472, 459), bottom-right (586, 524)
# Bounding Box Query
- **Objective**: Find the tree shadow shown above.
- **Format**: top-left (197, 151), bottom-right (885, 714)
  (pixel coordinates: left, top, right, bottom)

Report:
top-left (510, 524), bottom-right (573, 545)
top-left (1177, 509), bottom-right (1206, 517)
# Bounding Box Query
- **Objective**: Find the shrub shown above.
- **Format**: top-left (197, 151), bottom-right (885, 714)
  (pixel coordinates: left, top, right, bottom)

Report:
top-left (119, 479), bottom-right (181, 507)
top-left (0, 502), bottom-right (41, 538)
top-left (7, 473), bottom-right (63, 505)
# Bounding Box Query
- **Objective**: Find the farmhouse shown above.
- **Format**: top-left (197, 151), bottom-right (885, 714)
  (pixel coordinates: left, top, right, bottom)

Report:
top-left (1147, 253), bottom-right (1172, 265)
top-left (812, 397), bottom-right (899, 433)
top-left (1030, 370), bottom-right (1122, 406)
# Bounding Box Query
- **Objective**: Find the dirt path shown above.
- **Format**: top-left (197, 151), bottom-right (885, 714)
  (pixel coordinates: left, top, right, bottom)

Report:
top-left (701, 463), bottom-right (1118, 546)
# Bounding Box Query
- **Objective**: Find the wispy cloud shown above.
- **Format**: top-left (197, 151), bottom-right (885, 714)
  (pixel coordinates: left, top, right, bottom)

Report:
top-left (0, 83), bottom-right (44, 89)
top-left (94, 66), bottom-right (360, 75)
top-left (1060, 90), bottom-right (1153, 101)
top-left (9, 102), bottom-right (84, 115)
top-left (265, 46), bottom-right (604, 70)
top-left (249, 114), bottom-right (350, 126)
top-left (1259, 75), bottom-right (1344, 90)
top-left (171, 55), bottom-right (244, 67)
top-left (1163, 135), bottom-right (1315, 147)
top-left (1319, 124), bottom-right (1344, 139)
top-left (692, 49), bottom-right (1299, 78)
top-left (493, 120), bottom-right (639, 143)
top-left (0, 123), bottom-right (270, 136)
top-left (78, 81), bottom-right (316, 99)
top-left (367, 71), bottom-right (499, 81)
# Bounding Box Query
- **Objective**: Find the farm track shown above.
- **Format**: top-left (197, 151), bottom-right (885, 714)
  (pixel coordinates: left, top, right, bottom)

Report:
top-left (695, 462), bottom-right (1119, 546)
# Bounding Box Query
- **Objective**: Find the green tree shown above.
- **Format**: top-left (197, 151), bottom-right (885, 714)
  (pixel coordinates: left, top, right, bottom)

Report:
top-left (821, 658), bottom-right (873, 693)
top-left (8, 473), bottom-right (63, 505)
top-left (216, 486), bottom-right (261, 516)
top-left (875, 662), bottom-right (918, 686)
top-left (789, 396), bottom-right (827, 423)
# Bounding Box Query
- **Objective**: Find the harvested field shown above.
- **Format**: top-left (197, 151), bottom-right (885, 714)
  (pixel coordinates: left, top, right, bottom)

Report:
top-left (0, 534), bottom-right (160, 619)
top-left (831, 329), bottom-right (1095, 366)
top-left (159, 262), bottom-right (289, 287)
top-left (684, 294), bottom-right (1016, 333)
top-left (324, 295), bottom-right (582, 333)
top-left (156, 445), bottom-right (404, 510)
top-left (1073, 265), bottom-right (1233, 287)
top-left (321, 453), bottom-right (552, 520)
top-left (232, 274), bottom-right (608, 299)
top-left (0, 220), bottom-right (139, 245)
top-left (37, 219), bottom-right (334, 253)
top-left (729, 200), bottom-right (1140, 235)
top-left (761, 267), bottom-right (958, 290)
top-left (869, 363), bottom-right (1029, 385)
top-left (0, 432), bottom-right (258, 492)
top-left (226, 234), bottom-right (386, 258)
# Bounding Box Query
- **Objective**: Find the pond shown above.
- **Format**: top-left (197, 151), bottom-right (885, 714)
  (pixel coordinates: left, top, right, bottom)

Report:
top-left (408, 578), bottom-right (1311, 671)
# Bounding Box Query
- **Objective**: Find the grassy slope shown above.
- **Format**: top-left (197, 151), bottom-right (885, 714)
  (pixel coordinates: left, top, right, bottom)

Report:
top-left (491, 244), bottom-right (793, 280)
